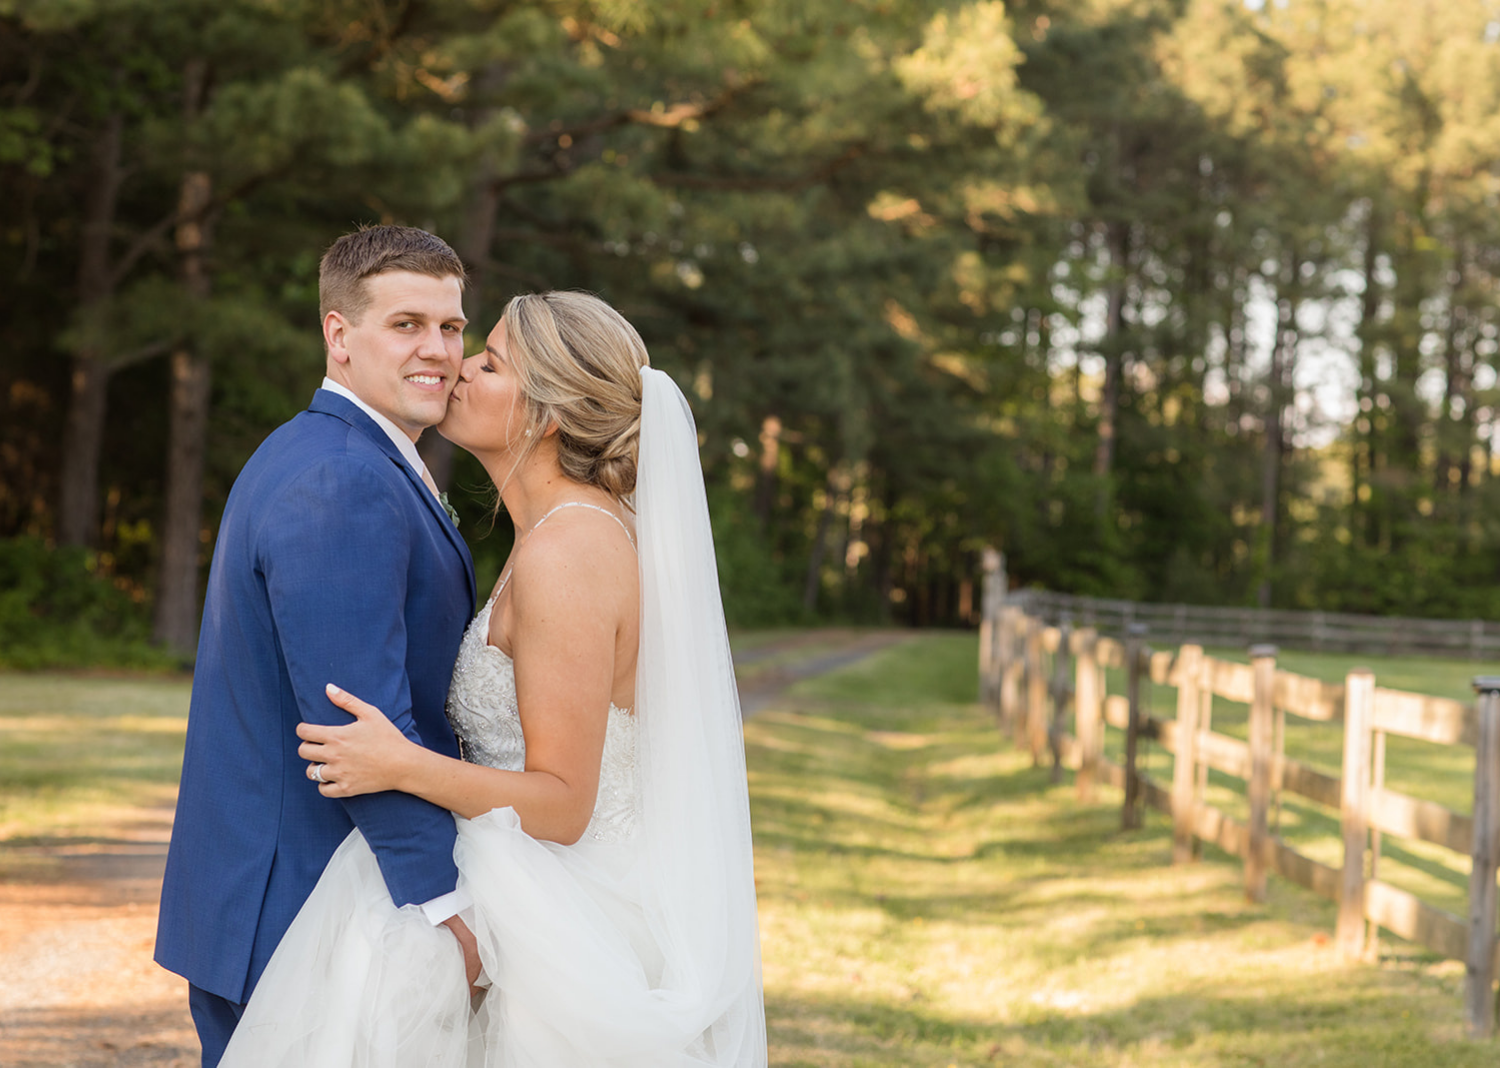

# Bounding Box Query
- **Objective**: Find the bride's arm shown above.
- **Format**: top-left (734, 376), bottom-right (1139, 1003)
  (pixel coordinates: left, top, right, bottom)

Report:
top-left (298, 528), bottom-right (635, 845)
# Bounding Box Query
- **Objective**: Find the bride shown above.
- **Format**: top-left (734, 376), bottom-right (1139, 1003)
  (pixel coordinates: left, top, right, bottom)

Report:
top-left (219, 292), bottom-right (766, 1067)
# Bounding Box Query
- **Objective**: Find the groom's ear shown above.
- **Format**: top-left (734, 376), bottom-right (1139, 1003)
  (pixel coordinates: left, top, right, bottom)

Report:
top-left (324, 311), bottom-right (351, 364)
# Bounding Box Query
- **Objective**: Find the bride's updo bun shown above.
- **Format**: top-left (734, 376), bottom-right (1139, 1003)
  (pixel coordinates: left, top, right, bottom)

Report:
top-left (501, 291), bottom-right (649, 499)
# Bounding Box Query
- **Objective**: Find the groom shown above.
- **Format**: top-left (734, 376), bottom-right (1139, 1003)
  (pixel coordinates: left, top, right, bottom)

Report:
top-left (155, 225), bottom-right (480, 1066)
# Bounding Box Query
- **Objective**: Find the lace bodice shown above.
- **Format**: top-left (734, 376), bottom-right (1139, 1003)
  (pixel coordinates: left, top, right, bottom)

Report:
top-left (445, 593), bottom-right (639, 844)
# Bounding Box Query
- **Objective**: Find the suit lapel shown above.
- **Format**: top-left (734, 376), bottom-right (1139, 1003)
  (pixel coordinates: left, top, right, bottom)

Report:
top-left (308, 390), bottom-right (477, 613)
top-left (404, 461), bottom-right (477, 613)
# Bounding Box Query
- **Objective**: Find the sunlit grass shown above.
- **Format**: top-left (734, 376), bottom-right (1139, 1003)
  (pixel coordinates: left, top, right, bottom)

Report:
top-left (0, 635), bottom-right (812, 840)
top-left (1088, 646), bottom-right (1495, 933)
top-left (749, 634), bottom-right (1496, 1066)
top-left (0, 673), bottom-right (189, 841)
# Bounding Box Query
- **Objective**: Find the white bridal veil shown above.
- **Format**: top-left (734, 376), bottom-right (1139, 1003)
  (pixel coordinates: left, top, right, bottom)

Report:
top-left (220, 366), bottom-right (765, 1067)
top-left (629, 365), bottom-right (766, 1060)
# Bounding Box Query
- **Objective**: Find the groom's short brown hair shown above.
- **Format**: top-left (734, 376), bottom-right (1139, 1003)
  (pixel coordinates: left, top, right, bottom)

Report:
top-left (319, 225), bottom-right (467, 323)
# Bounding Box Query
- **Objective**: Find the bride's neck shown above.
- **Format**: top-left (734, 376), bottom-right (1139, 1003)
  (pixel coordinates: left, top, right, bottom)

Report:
top-left (488, 448), bottom-right (608, 534)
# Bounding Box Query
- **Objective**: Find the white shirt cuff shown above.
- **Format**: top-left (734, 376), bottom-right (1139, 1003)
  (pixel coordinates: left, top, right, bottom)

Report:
top-left (419, 887), bottom-right (472, 926)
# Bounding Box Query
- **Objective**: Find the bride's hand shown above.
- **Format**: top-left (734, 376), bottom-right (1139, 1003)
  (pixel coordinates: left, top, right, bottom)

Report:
top-left (297, 683), bottom-right (413, 798)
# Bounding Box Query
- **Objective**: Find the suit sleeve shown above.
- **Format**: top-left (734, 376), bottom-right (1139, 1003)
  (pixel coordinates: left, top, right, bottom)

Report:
top-left (260, 455), bottom-right (459, 907)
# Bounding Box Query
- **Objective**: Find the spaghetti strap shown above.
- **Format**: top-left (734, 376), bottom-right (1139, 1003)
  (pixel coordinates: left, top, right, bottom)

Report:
top-left (491, 500), bottom-right (636, 601)
top-left (531, 501), bottom-right (637, 550)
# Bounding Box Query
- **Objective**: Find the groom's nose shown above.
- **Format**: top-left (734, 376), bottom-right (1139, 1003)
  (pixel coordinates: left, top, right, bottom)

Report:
top-left (413, 324), bottom-right (456, 360)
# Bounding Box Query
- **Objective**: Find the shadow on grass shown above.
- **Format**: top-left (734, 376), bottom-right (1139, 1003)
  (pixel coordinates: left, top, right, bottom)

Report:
top-left (767, 967), bottom-right (1492, 1067)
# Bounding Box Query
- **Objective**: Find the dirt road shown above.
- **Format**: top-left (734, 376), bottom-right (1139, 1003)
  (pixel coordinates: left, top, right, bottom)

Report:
top-left (0, 809), bottom-right (194, 1066)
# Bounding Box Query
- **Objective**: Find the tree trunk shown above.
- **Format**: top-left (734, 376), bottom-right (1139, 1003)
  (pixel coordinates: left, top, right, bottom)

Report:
top-left (1093, 220), bottom-right (1129, 517)
top-left (1353, 199), bottom-right (1382, 548)
top-left (155, 345), bottom-right (213, 655)
top-left (1224, 265), bottom-right (1249, 430)
top-left (56, 357), bottom-right (111, 548)
top-left (153, 59), bottom-right (214, 656)
top-left (56, 109), bottom-right (125, 548)
top-left (754, 414), bottom-right (781, 527)
top-left (1437, 247), bottom-right (1473, 499)
top-left (802, 465), bottom-right (841, 613)
top-left (1257, 252), bottom-right (1301, 609)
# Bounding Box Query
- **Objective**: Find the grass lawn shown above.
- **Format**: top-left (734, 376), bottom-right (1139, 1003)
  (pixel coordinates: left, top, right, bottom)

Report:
top-left (750, 633), bottom-right (1498, 1066)
top-left (0, 672), bottom-right (191, 843)
top-left (0, 630), bottom-right (799, 842)
top-left (7, 637), bottom-right (1500, 1063)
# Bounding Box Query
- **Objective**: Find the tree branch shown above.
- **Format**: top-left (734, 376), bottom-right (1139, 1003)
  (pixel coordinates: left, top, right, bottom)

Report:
top-left (649, 143), bottom-right (869, 193)
top-left (108, 337), bottom-right (175, 371)
top-left (488, 79), bottom-right (768, 193)
top-left (519, 78), bottom-right (760, 148)
top-left (107, 159), bottom-right (296, 290)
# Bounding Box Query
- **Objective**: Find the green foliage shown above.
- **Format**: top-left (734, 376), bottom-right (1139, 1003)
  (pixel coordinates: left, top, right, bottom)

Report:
top-left (709, 489), bottom-right (808, 628)
top-left (0, 537), bottom-right (179, 670)
top-left (11, 0), bottom-right (1500, 654)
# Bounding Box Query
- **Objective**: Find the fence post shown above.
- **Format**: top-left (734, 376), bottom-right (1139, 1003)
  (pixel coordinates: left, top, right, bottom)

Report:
top-left (1025, 617), bottom-right (1047, 765)
top-left (1466, 677), bottom-right (1500, 1038)
top-left (1171, 644), bottom-right (1204, 865)
top-left (1075, 627), bottom-right (1100, 803)
top-left (1245, 644), bottom-right (1277, 903)
top-left (978, 548), bottom-right (1003, 710)
top-left (1048, 619), bottom-right (1073, 783)
top-left (1336, 669), bottom-right (1374, 960)
top-left (999, 606), bottom-right (1023, 733)
top-left (1122, 623), bottom-right (1148, 830)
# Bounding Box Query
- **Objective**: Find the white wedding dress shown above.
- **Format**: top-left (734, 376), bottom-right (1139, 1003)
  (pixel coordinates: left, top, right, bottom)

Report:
top-left (219, 369), bottom-right (766, 1067)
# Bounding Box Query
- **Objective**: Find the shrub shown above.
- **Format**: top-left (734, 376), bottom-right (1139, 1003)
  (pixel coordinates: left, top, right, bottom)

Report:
top-left (708, 490), bottom-right (808, 629)
top-left (0, 536), bottom-right (179, 670)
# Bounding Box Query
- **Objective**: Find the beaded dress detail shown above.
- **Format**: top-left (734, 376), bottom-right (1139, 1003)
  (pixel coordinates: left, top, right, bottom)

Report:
top-left (445, 502), bottom-right (639, 843)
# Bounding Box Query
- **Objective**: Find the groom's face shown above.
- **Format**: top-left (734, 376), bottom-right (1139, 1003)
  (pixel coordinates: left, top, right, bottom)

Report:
top-left (324, 270), bottom-right (467, 441)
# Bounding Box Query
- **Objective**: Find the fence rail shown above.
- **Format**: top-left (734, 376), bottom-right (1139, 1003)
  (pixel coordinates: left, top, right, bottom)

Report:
top-left (978, 555), bottom-right (1500, 1038)
top-left (1011, 588), bottom-right (1500, 660)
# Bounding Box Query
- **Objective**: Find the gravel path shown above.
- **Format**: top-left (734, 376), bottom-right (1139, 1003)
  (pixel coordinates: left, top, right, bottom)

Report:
top-left (0, 810), bottom-right (195, 1066)
top-left (0, 629), bottom-right (914, 1066)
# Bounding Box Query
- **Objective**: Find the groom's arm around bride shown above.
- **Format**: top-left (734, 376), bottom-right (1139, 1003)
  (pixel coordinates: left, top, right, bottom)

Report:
top-left (153, 225), bottom-right (479, 1067)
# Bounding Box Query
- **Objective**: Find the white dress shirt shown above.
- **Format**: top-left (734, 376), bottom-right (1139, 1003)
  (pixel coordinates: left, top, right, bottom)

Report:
top-left (319, 377), bottom-right (439, 492)
top-left (317, 377), bottom-right (470, 927)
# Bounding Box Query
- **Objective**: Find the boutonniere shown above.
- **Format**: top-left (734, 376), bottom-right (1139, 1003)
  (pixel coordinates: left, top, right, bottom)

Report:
top-left (438, 491), bottom-right (460, 528)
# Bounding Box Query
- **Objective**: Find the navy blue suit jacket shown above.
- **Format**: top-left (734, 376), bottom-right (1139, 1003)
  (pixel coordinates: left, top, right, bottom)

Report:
top-left (155, 389), bottom-right (476, 1003)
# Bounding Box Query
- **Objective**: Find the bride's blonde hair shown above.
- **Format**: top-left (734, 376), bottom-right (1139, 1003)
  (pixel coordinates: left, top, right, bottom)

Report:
top-left (500, 291), bottom-right (650, 500)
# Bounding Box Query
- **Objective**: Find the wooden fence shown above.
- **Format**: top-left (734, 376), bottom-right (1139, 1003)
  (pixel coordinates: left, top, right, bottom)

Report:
top-left (1010, 586), bottom-right (1500, 660)
top-left (978, 573), bottom-right (1500, 1037)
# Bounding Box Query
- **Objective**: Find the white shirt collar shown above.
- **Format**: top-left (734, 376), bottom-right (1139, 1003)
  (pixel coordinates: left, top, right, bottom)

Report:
top-left (319, 376), bottom-right (429, 480)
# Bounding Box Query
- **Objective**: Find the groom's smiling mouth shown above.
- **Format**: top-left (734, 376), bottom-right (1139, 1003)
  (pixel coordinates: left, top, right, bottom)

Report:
top-left (405, 373), bottom-right (446, 389)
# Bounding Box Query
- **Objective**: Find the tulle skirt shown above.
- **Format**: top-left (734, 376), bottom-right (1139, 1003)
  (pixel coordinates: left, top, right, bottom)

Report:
top-left (218, 808), bottom-right (748, 1067)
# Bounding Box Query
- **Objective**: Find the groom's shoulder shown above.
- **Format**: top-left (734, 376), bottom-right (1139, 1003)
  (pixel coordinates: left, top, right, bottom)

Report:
top-left (238, 405), bottom-right (403, 499)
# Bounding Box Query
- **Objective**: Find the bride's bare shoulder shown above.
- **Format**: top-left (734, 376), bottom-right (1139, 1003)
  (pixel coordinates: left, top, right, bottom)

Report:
top-left (508, 508), bottom-right (638, 619)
